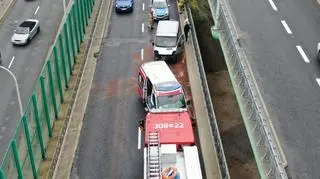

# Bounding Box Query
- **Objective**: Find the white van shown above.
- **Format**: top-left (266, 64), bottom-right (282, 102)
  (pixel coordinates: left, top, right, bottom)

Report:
top-left (152, 20), bottom-right (184, 63)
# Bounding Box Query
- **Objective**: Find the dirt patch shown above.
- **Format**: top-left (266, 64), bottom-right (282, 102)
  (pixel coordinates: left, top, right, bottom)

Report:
top-left (207, 71), bottom-right (259, 179)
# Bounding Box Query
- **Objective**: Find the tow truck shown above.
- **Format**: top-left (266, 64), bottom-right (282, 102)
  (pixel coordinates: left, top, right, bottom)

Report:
top-left (141, 109), bottom-right (203, 179)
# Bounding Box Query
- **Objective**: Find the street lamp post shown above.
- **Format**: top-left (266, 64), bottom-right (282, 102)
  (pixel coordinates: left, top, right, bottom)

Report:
top-left (0, 66), bottom-right (23, 116)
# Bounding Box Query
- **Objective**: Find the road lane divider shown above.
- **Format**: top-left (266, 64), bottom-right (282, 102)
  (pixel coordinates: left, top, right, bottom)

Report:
top-left (296, 45), bottom-right (310, 63)
top-left (141, 48), bottom-right (144, 61)
top-left (138, 127), bottom-right (141, 149)
top-left (142, 3), bottom-right (145, 11)
top-left (34, 6), bottom-right (40, 15)
top-left (142, 22), bottom-right (145, 33)
top-left (8, 56), bottom-right (15, 69)
top-left (280, 20), bottom-right (292, 35)
top-left (268, 0), bottom-right (278, 11)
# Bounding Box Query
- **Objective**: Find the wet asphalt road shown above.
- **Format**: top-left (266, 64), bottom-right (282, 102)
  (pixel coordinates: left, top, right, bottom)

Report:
top-left (0, 0), bottom-right (64, 159)
top-left (227, 0), bottom-right (320, 177)
top-left (70, 0), bottom-right (181, 178)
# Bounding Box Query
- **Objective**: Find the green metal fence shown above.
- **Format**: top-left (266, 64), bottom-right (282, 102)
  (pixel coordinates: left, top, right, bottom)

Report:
top-left (0, 0), bottom-right (95, 178)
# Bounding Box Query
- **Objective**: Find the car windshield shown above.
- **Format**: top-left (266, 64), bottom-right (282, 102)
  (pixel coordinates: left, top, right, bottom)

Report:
top-left (155, 36), bottom-right (176, 47)
top-left (15, 27), bottom-right (29, 34)
top-left (153, 1), bottom-right (167, 8)
top-left (157, 94), bottom-right (186, 109)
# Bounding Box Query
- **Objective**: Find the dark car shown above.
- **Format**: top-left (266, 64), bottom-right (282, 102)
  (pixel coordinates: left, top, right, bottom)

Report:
top-left (115, 0), bottom-right (134, 13)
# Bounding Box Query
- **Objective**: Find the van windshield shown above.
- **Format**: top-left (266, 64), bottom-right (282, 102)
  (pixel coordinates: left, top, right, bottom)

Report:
top-left (155, 36), bottom-right (177, 47)
top-left (157, 94), bottom-right (186, 109)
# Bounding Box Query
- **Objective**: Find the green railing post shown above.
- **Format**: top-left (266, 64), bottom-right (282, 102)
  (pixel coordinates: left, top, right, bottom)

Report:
top-left (76, 0), bottom-right (84, 42)
top-left (64, 23), bottom-right (73, 74)
top-left (11, 139), bottom-right (23, 179)
top-left (0, 169), bottom-right (5, 179)
top-left (40, 76), bottom-right (53, 137)
top-left (80, 0), bottom-right (86, 34)
top-left (47, 61), bottom-right (59, 119)
top-left (68, 14), bottom-right (76, 63)
top-left (53, 46), bottom-right (64, 102)
top-left (22, 115), bottom-right (38, 179)
top-left (88, 0), bottom-right (92, 15)
top-left (84, 0), bottom-right (89, 25)
top-left (72, 5), bottom-right (80, 52)
top-left (58, 34), bottom-right (69, 88)
top-left (32, 94), bottom-right (46, 159)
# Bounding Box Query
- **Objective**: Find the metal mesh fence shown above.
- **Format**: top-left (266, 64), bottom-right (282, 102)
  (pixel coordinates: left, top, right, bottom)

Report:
top-left (207, 0), bottom-right (288, 178)
top-left (0, 0), bottom-right (95, 178)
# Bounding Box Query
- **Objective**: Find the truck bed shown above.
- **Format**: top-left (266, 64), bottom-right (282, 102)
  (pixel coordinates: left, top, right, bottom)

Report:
top-left (19, 21), bottom-right (36, 30)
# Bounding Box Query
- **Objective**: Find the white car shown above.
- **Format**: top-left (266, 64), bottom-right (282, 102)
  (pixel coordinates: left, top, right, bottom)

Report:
top-left (11, 19), bottom-right (40, 45)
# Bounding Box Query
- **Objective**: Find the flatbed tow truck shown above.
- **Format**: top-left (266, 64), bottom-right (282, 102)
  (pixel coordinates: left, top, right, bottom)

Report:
top-left (141, 109), bottom-right (203, 179)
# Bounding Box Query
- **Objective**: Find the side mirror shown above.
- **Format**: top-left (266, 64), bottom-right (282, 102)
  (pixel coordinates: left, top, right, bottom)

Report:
top-left (186, 99), bottom-right (191, 106)
top-left (151, 41), bottom-right (154, 46)
top-left (144, 107), bottom-right (149, 112)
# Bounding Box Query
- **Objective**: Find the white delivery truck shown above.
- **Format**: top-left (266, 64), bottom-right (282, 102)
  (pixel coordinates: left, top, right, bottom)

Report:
top-left (152, 20), bottom-right (184, 63)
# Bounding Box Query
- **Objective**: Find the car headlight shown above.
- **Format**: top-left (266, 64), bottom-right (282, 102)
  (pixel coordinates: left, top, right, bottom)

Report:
top-left (129, 3), bottom-right (132, 7)
top-left (115, 4), bottom-right (119, 7)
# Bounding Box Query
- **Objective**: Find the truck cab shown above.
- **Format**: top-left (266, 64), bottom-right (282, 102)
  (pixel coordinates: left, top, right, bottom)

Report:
top-left (137, 61), bottom-right (189, 111)
top-left (142, 110), bottom-right (203, 179)
top-left (152, 20), bottom-right (184, 63)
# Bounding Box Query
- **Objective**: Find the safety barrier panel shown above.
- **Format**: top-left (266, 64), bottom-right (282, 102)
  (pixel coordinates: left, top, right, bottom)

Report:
top-left (185, 3), bottom-right (230, 179)
top-left (207, 0), bottom-right (288, 178)
top-left (0, 0), bottom-right (95, 178)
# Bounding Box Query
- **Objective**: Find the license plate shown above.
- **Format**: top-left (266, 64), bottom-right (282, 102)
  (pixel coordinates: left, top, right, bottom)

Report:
top-left (121, 8), bottom-right (127, 10)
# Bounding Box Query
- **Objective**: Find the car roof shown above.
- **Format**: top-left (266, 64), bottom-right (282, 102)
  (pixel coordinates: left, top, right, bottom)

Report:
top-left (141, 61), bottom-right (181, 91)
top-left (156, 20), bottom-right (179, 37)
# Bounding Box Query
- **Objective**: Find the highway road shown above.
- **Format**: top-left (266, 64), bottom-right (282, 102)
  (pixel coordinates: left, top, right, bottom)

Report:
top-left (70, 0), bottom-right (181, 178)
top-left (227, 0), bottom-right (320, 178)
top-left (0, 0), bottom-right (64, 159)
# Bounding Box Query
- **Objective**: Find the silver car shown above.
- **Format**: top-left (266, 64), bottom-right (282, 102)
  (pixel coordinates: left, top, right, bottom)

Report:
top-left (11, 19), bottom-right (40, 45)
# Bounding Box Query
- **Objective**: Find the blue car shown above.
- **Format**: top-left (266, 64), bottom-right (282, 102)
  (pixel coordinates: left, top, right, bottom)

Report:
top-left (115, 0), bottom-right (134, 13)
top-left (150, 0), bottom-right (169, 20)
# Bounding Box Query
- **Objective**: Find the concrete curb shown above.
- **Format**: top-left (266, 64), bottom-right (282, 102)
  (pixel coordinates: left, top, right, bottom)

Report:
top-left (177, 7), bottom-right (222, 179)
top-left (52, 0), bottom-right (113, 178)
top-left (0, 0), bottom-right (17, 24)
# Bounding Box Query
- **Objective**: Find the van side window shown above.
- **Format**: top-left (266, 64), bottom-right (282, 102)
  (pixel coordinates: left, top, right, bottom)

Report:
top-left (138, 73), bottom-right (144, 88)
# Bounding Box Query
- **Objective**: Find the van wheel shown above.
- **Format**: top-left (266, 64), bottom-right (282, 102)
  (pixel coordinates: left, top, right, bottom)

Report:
top-left (37, 27), bottom-right (40, 33)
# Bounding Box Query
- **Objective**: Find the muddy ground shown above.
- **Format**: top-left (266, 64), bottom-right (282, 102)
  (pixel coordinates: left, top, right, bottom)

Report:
top-left (190, 0), bottom-right (259, 178)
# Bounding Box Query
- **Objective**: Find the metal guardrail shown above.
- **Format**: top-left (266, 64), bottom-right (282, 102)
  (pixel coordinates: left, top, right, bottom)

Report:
top-left (0, 0), bottom-right (95, 178)
top-left (206, 0), bottom-right (288, 178)
top-left (185, 4), bottom-right (230, 179)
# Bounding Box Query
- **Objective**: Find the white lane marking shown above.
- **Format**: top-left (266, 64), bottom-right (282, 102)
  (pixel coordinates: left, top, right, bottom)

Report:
top-left (142, 3), bottom-right (145, 11)
top-left (141, 23), bottom-right (144, 33)
top-left (280, 20), bottom-right (292, 34)
top-left (296, 46), bottom-right (310, 63)
top-left (8, 56), bottom-right (15, 69)
top-left (141, 49), bottom-right (144, 61)
top-left (34, 6), bottom-right (40, 15)
top-left (268, 0), bottom-right (278, 11)
top-left (138, 127), bottom-right (142, 149)
top-left (316, 78), bottom-right (320, 87)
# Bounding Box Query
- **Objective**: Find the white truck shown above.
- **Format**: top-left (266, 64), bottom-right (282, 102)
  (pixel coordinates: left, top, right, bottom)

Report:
top-left (141, 109), bottom-right (203, 179)
top-left (11, 19), bottom-right (40, 45)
